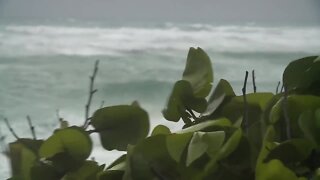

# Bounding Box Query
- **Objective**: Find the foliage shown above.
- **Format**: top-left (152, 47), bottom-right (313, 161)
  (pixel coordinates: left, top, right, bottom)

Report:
top-left (2, 47), bottom-right (320, 180)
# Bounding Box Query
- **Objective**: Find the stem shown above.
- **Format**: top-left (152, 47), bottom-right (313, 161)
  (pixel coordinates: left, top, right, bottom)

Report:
top-left (276, 81), bottom-right (281, 94)
top-left (242, 71), bottom-right (249, 135)
top-left (27, 115), bottom-right (36, 140)
top-left (83, 60), bottom-right (99, 128)
top-left (280, 84), bottom-right (284, 93)
top-left (282, 85), bottom-right (291, 139)
top-left (252, 70), bottom-right (257, 93)
top-left (100, 100), bottom-right (105, 109)
top-left (3, 118), bottom-right (19, 140)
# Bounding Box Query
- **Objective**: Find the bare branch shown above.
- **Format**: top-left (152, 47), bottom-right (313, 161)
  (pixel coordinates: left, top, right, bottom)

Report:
top-left (83, 60), bottom-right (99, 128)
top-left (282, 85), bottom-right (291, 139)
top-left (242, 71), bottom-right (249, 135)
top-left (276, 81), bottom-right (281, 94)
top-left (3, 118), bottom-right (19, 140)
top-left (100, 100), bottom-right (105, 109)
top-left (252, 70), bottom-right (257, 93)
top-left (27, 115), bottom-right (36, 140)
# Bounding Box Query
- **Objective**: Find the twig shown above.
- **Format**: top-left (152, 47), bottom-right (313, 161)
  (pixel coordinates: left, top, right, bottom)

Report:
top-left (27, 115), bottom-right (36, 140)
top-left (252, 70), bottom-right (257, 93)
top-left (3, 118), bottom-right (19, 140)
top-left (282, 85), bottom-right (291, 139)
top-left (100, 100), bottom-right (105, 109)
top-left (83, 60), bottom-right (99, 128)
top-left (56, 109), bottom-right (62, 122)
top-left (276, 81), bottom-right (281, 94)
top-left (242, 71), bottom-right (249, 135)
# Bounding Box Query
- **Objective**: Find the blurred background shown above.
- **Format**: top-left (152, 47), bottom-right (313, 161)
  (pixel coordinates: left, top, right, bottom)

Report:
top-left (0, 0), bottom-right (320, 178)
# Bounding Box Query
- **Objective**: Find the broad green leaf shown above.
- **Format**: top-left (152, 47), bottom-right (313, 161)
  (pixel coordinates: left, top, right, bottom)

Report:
top-left (162, 80), bottom-right (207, 122)
top-left (98, 170), bottom-right (124, 180)
top-left (221, 93), bottom-right (273, 123)
top-left (203, 129), bottom-right (242, 177)
top-left (202, 79), bottom-right (235, 117)
top-left (299, 109), bottom-right (320, 146)
top-left (186, 132), bottom-right (208, 166)
top-left (151, 125), bottom-right (171, 136)
top-left (30, 163), bottom-right (61, 180)
top-left (63, 161), bottom-right (104, 180)
top-left (9, 139), bottom-right (42, 180)
top-left (178, 118), bottom-right (232, 134)
top-left (182, 47), bottom-right (213, 97)
top-left (107, 154), bottom-right (126, 171)
top-left (270, 95), bottom-right (320, 139)
top-left (203, 131), bottom-right (225, 158)
top-left (166, 132), bottom-right (193, 162)
top-left (127, 135), bottom-right (180, 179)
top-left (186, 131), bottom-right (225, 166)
top-left (283, 56), bottom-right (320, 93)
top-left (39, 126), bottom-right (92, 163)
top-left (264, 138), bottom-right (314, 164)
top-left (91, 104), bottom-right (149, 151)
top-left (257, 159), bottom-right (302, 180)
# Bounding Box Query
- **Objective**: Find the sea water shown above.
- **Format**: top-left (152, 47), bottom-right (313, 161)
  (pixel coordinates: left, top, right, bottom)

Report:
top-left (0, 19), bottom-right (319, 178)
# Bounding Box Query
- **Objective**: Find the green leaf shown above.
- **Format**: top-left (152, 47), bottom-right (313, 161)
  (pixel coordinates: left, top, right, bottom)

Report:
top-left (270, 95), bottom-right (320, 139)
top-left (39, 126), bottom-right (92, 163)
top-left (221, 93), bottom-right (273, 123)
top-left (30, 163), bottom-right (61, 180)
top-left (107, 154), bottom-right (126, 171)
top-left (257, 159), bottom-right (302, 180)
top-left (203, 129), bottom-right (242, 177)
top-left (91, 104), bottom-right (149, 151)
top-left (182, 47), bottom-right (213, 97)
top-left (63, 161), bottom-right (104, 180)
top-left (283, 56), bottom-right (320, 93)
top-left (151, 125), bottom-right (171, 136)
top-left (299, 109), bottom-right (320, 146)
top-left (9, 139), bottom-right (43, 180)
top-left (178, 118), bottom-right (232, 134)
top-left (98, 170), bottom-right (124, 180)
top-left (127, 135), bottom-right (180, 179)
top-left (162, 80), bottom-right (207, 122)
top-left (186, 131), bottom-right (225, 166)
top-left (166, 132), bottom-right (193, 162)
top-left (203, 131), bottom-right (225, 158)
top-left (202, 79), bottom-right (235, 117)
top-left (264, 138), bottom-right (314, 164)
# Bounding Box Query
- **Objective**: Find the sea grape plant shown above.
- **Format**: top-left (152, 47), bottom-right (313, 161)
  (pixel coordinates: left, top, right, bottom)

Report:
top-left (2, 47), bottom-right (320, 180)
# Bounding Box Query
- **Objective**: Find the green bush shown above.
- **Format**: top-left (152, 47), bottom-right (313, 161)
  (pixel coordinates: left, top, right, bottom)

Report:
top-left (3, 47), bottom-right (320, 180)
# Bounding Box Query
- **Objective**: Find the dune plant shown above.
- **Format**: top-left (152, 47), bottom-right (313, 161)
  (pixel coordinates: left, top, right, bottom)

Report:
top-left (2, 47), bottom-right (320, 180)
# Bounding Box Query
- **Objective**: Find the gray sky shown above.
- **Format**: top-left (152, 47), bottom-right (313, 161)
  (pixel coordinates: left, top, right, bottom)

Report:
top-left (0, 0), bottom-right (319, 24)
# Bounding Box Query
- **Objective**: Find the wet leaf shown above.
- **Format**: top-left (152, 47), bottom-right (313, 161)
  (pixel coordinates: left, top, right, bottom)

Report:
top-left (182, 47), bottom-right (213, 97)
top-left (91, 104), bottom-right (149, 151)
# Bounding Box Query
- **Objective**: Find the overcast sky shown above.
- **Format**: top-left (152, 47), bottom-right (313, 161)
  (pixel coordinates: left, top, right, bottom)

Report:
top-left (0, 0), bottom-right (319, 25)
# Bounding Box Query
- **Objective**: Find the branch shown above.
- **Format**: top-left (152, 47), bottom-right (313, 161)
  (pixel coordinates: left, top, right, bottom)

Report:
top-left (242, 71), bottom-right (249, 135)
top-left (83, 60), bottom-right (99, 128)
top-left (252, 70), bottom-right (257, 93)
top-left (27, 115), bottom-right (36, 140)
top-left (100, 100), bottom-right (105, 109)
top-left (282, 84), bottom-right (291, 139)
top-left (3, 118), bottom-right (19, 140)
top-left (280, 83), bottom-right (284, 93)
top-left (276, 81), bottom-right (281, 94)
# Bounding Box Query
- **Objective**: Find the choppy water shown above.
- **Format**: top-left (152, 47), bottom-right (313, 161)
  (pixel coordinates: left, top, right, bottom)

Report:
top-left (0, 20), bottom-right (319, 178)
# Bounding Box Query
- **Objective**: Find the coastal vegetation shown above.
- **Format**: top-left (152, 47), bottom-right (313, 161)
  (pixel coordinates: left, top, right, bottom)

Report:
top-left (2, 47), bottom-right (320, 180)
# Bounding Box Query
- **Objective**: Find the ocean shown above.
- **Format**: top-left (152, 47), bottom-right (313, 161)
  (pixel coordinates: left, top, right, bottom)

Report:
top-left (0, 19), bottom-right (319, 178)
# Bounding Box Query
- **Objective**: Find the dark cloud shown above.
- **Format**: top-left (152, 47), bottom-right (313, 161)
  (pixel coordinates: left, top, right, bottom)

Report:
top-left (0, 0), bottom-right (319, 25)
